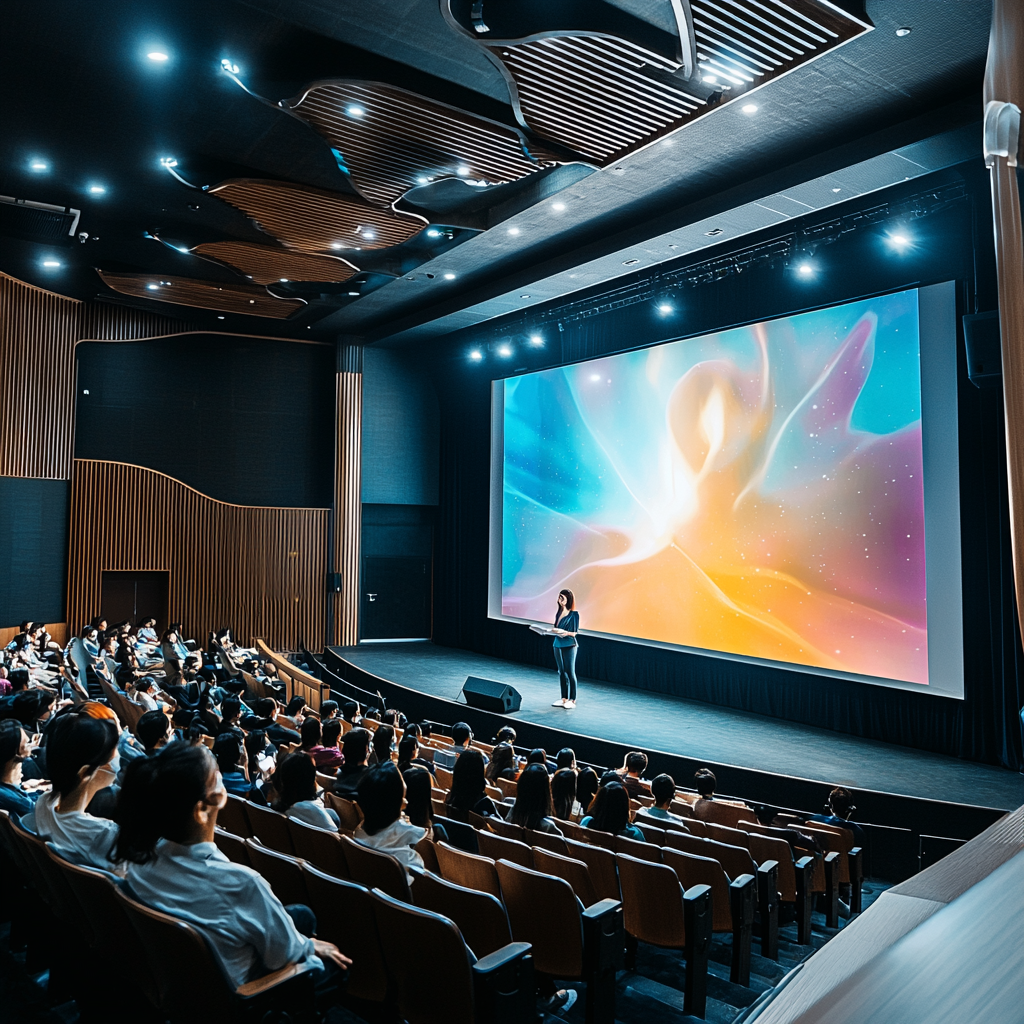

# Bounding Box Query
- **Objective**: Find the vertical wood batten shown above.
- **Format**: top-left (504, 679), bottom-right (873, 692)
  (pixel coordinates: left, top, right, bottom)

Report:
top-left (332, 345), bottom-right (363, 646)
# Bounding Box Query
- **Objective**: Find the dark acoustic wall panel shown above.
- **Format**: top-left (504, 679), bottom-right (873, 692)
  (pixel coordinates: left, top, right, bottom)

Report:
top-left (75, 333), bottom-right (335, 508)
top-left (0, 477), bottom-right (68, 626)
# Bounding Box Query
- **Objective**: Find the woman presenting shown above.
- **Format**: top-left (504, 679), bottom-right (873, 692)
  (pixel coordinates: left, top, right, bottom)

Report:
top-left (550, 589), bottom-right (579, 709)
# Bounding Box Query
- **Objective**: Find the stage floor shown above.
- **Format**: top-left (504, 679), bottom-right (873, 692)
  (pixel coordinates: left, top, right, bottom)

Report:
top-left (337, 641), bottom-right (1024, 811)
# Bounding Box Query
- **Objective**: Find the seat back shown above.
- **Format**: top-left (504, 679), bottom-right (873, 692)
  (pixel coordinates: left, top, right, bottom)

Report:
top-left (218, 794), bottom-right (253, 837)
top-left (799, 823), bottom-right (852, 883)
top-left (616, 852), bottom-right (687, 948)
top-left (683, 817), bottom-right (707, 836)
top-left (371, 888), bottom-right (477, 1024)
top-left (340, 834), bottom-right (411, 902)
top-left (531, 847), bottom-right (599, 909)
top-left (287, 817), bottom-right (349, 879)
top-left (476, 829), bottom-right (533, 869)
top-left (301, 864), bottom-right (388, 1003)
top-left (695, 800), bottom-right (751, 828)
top-left (579, 825), bottom-right (616, 850)
top-left (433, 814), bottom-right (480, 853)
top-left (526, 829), bottom-right (569, 855)
top-left (496, 859), bottom-right (584, 978)
top-left (704, 822), bottom-right (748, 847)
top-left (413, 870), bottom-right (512, 957)
top-left (661, 848), bottom-right (733, 932)
top-left (614, 834), bottom-right (662, 863)
top-left (435, 841), bottom-right (502, 898)
top-left (214, 827), bottom-right (251, 865)
top-left (565, 837), bottom-right (620, 901)
top-left (416, 836), bottom-right (440, 874)
top-left (496, 777), bottom-right (517, 800)
top-left (554, 818), bottom-right (585, 841)
top-left (244, 801), bottom-right (294, 854)
top-left (323, 792), bottom-right (363, 832)
top-left (634, 821), bottom-right (669, 845)
top-left (486, 815), bottom-right (526, 843)
top-left (743, 833), bottom-right (797, 901)
top-left (244, 840), bottom-right (309, 906)
top-left (433, 765), bottom-right (454, 789)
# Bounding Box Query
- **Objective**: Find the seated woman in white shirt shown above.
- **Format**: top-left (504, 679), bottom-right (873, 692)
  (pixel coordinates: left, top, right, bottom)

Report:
top-left (274, 752), bottom-right (339, 831)
top-left (354, 762), bottom-right (425, 881)
top-left (114, 743), bottom-right (350, 991)
top-left (28, 702), bottom-right (122, 872)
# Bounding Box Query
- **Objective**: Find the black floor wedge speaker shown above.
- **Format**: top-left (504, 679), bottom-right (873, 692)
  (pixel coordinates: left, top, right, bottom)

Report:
top-left (461, 676), bottom-right (522, 713)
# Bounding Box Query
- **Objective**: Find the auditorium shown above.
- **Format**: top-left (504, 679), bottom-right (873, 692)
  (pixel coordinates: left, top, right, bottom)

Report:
top-left (2, 1), bottom-right (1023, 1022)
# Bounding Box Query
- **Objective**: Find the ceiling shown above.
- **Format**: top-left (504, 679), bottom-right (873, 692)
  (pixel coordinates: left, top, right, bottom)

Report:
top-left (0, 0), bottom-right (993, 345)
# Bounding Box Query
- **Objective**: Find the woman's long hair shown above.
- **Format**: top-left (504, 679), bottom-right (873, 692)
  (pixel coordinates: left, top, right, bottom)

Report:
top-left (551, 768), bottom-right (577, 821)
top-left (509, 763), bottom-right (554, 830)
top-left (485, 742), bottom-right (516, 782)
top-left (273, 752), bottom-right (318, 812)
top-left (402, 765), bottom-right (434, 828)
top-left (587, 781), bottom-right (631, 835)
top-left (576, 767), bottom-right (600, 815)
top-left (372, 724), bottom-right (396, 765)
top-left (445, 749), bottom-right (487, 815)
top-left (554, 589), bottom-right (575, 625)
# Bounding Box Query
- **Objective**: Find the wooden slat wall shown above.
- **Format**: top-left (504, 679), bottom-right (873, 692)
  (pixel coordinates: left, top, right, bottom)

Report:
top-left (0, 272), bottom-right (80, 478)
top-left (78, 302), bottom-right (197, 341)
top-left (332, 347), bottom-right (363, 646)
top-left (68, 460), bottom-right (328, 651)
top-left (0, 624), bottom-right (68, 649)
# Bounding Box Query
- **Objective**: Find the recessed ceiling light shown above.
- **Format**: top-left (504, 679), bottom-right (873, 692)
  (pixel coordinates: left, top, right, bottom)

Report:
top-left (507, 227), bottom-right (520, 236)
top-left (347, 105), bottom-right (365, 117)
top-left (147, 283), bottom-right (160, 290)
top-left (530, 335), bottom-right (543, 345)
top-left (30, 160), bottom-right (48, 172)
top-left (444, 272), bottom-right (456, 280)
top-left (741, 103), bottom-right (758, 114)
top-left (279, 278), bottom-right (289, 282)
top-left (456, 165), bottom-right (471, 176)
top-left (470, 350), bottom-right (483, 361)
top-left (217, 316), bottom-right (225, 319)
top-left (147, 51), bottom-right (169, 62)
top-left (551, 202), bottom-right (566, 212)
top-left (220, 58), bottom-right (240, 74)
top-left (704, 75), bottom-right (718, 84)
top-left (657, 303), bottom-right (674, 315)
top-left (498, 345), bottom-right (512, 357)
top-left (348, 291), bottom-right (360, 296)
top-left (520, 294), bottom-right (531, 299)
top-left (331, 243), bottom-right (343, 250)
top-left (362, 229), bottom-right (375, 240)
top-left (177, 246), bottom-right (189, 253)
top-left (895, 27), bottom-right (911, 37)
top-left (416, 176), bottom-right (429, 185)
top-left (89, 185), bottom-right (106, 194)
top-left (797, 263), bottom-right (814, 276)
top-left (41, 259), bottom-right (61, 268)
top-left (426, 228), bottom-right (442, 238)
top-left (887, 232), bottom-right (911, 251)
top-left (831, 187), bottom-right (842, 193)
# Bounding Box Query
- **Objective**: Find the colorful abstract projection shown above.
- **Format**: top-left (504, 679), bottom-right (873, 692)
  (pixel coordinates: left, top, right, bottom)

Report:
top-left (500, 289), bottom-right (929, 685)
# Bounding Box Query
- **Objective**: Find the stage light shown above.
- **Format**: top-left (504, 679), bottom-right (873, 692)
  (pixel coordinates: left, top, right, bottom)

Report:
top-left (160, 156), bottom-right (178, 168)
top-left (520, 294), bottom-right (531, 299)
top-left (279, 278), bottom-right (289, 282)
top-left (507, 226), bottom-right (520, 236)
top-left (832, 187), bottom-right (842, 193)
top-left (657, 302), bottom-right (674, 315)
top-left (331, 242), bottom-right (343, 249)
top-left (797, 263), bottom-right (815, 277)
top-left (147, 51), bottom-right (170, 62)
top-left (41, 259), bottom-right (61, 268)
top-left (88, 184), bottom-right (106, 194)
top-left (887, 232), bottom-right (912, 252)
top-left (498, 345), bottom-right (512, 357)
top-left (530, 335), bottom-right (543, 346)
top-left (426, 228), bottom-right (442, 238)
top-left (456, 165), bottom-right (471, 176)
top-left (346, 105), bottom-right (365, 118)
top-left (220, 58), bottom-right (240, 74)
top-left (361, 228), bottom-right (375, 240)
top-left (217, 315), bottom-right (225, 319)
top-left (147, 283), bottom-right (159, 290)
top-left (551, 202), bottom-right (566, 212)
top-left (416, 176), bottom-right (429, 185)
top-left (348, 291), bottom-right (360, 296)
top-left (30, 160), bottom-right (48, 172)
top-left (742, 103), bottom-right (758, 114)
top-left (444, 272), bottom-right (456, 280)
top-left (470, 350), bottom-right (483, 361)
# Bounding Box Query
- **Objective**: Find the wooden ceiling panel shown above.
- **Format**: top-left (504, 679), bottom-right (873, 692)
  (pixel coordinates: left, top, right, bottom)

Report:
top-left (96, 271), bottom-right (304, 318)
top-left (191, 241), bottom-right (358, 285)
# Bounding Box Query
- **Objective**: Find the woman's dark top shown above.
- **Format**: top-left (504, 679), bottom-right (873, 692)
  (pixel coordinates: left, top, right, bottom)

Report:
top-left (526, 816), bottom-right (563, 836)
top-left (220, 771), bottom-right (251, 797)
top-left (444, 794), bottom-right (498, 824)
top-left (0, 782), bottom-right (37, 817)
top-left (553, 611), bottom-right (579, 649)
top-left (398, 756), bottom-right (436, 776)
top-left (332, 763), bottom-right (368, 800)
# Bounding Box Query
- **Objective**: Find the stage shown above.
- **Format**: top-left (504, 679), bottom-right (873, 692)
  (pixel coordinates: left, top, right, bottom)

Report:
top-left (329, 641), bottom-right (1024, 815)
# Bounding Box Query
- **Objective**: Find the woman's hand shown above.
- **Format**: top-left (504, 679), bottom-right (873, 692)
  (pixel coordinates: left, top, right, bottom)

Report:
top-left (313, 939), bottom-right (352, 970)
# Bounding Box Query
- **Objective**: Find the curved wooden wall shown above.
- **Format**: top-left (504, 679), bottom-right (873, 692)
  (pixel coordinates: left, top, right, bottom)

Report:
top-left (69, 460), bottom-right (328, 650)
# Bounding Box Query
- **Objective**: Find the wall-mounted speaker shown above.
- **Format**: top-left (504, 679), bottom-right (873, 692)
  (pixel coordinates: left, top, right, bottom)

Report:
top-left (461, 676), bottom-right (522, 713)
top-left (964, 311), bottom-right (1001, 390)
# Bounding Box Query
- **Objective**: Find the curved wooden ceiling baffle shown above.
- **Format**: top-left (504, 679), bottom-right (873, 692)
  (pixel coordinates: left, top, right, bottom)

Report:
top-left (442, 0), bottom-right (871, 164)
top-left (96, 271), bottom-right (304, 318)
top-left (282, 81), bottom-right (565, 207)
top-left (190, 241), bottom-right (358, 285)
top-left (208, 179), bottom-right (425, 252)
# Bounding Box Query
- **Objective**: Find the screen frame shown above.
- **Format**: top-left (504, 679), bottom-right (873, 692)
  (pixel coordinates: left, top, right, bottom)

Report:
top-left (488, 281), bottom-right (964, 699)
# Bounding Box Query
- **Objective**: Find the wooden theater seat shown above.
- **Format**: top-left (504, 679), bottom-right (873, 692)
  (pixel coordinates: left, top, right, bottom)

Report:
top-left (218, 794), bottom-right (253, 837)
top-left (322, 792), bottom-right (362, 832)
top-left (613, 834), bottom-right (662, 863)
top-left (213, 827), bottom-right (251, 866)
top-left (243, 801), bottom-right (294, 854)
top-left (339, 834), bottom-right (412, 902)
top-left (285, 817), bottom-right (349, 879)
top-left (413, 870), bottom-right (513, 957)
top-left (476, 829), bottom-right (533, 868)
top-left (243, 840), bottom-right (308, 907)
top-left (435, 841), bottom-right (502, 898)
top-left (531, 847), bottom-right (600, 909)
top-left (566, 837), bottom-right (620, 902)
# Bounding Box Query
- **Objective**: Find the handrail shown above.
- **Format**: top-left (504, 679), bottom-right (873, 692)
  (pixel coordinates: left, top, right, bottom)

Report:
top-left (255, 638), bottom-right (329, 712)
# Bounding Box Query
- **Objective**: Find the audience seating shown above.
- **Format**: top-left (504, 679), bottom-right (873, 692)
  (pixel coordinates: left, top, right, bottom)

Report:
top-left (244, 839), bottom-right (309, 906)
top-left (565, 837), bottom-right (621, 902)
top-left (244, 801), bottom-right (295, 854)
top-left (476, 829), bottom-right (533, 868)
top-left (497, 858), bottom-right (624, 1024)
top-left (693, 801), bottom-right (752, 829)
top-left (613, 833), bottom-right (662, 863)
top-left (323, 792), bottom-right (363, 831)
top-left (496, 778), bottom-right (518, 800)
top-left (485, 815), bottom-right (526, 842)
top-left (218, 794), bottom-right (253, 837)
top-left (435, 841), bottom-right (503, 898)
top-left (616, 853), bottom-right (713, 1018)
top-left (433, 814), bottom-right (480, 853)
top-left (371, 888), bottom-right (535, 1024)
top-left (340, 834), bottom-right (412, 902)
top-left (413, 870), bottom-right (514, 957)
top-left (634, 821), bottom-right (669, 845)
top-left (286, 816), bottom-right (349, 878)
top-left (214, 827), bottom-right (251, 865)
top-left (416, 835), bottom-right (440, 873)
top-left (525, 828), bottom-right (569, 855)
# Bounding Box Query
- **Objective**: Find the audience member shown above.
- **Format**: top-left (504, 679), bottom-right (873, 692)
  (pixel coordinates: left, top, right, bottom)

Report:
top-left (311, 719), bottom-right (344, 770)
top-left (332, 727), bottom-right (371, 799)
top-left (279, 696), bottom-right (308, 730)
top-left (433, 721), bottom-right (485, 769)
top-left (369, 724), bottom-right (396, 766)
top-left (136, 711), bottom-right (173, 755)
top-left (493, 725), bottom-right (517, 745)
top-left (581, 781), bottom-right (644, 840)
top-left (0, 720), bottom-right (42, 816)
top-left (555, 747), bottom-right (577, 771)
top-left (241, 698), bottom-right (300, 747)
top-left (693, 768), bottom-right (747, 819)
top-left (646, 774), bottom-right (685, 822)
top-left (576, 767), bottom-right (600, 816)
top-left (810, 786), bottom-right (866, 847)
top-left (509, 763), bottom-right (562, 834)
top-left (397, 733), bottom-right (433, 775)
top-left (527, 747), bottom-right (556, 774)
top-left (114, 744), bottom-right (349, 988)
top-left (401, 765), bottom-right (446, 843)
top-left (444, 749), bottom-right (498, 822)
top-left (354, 762), bottom-right (424, 880)
top-left (319, 700), bottom-right (339, 721)
top-left (551, 767), bottom-right (581, 822)
top-left (218, 696), bottom-right (243, 734)
top-left (274, 753), bottom-right (338, 831)
top-left (485, 742), bottom-right (518, 782)
top-left (213, 732), bottom-right (251, 797)
top-left (616, 751), bottom-right (650, 799)
top-left (300, 717), bottom-right (324, 756)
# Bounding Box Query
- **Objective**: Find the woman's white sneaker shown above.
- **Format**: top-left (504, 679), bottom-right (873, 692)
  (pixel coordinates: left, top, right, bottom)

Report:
top-left (551, 697), bottom-right (567, 707)
top-left (564, 700), bottom-right (576, 709)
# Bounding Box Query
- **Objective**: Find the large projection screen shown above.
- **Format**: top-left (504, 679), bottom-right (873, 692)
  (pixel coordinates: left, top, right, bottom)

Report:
top-left (489, 283), bottom-right (964, 698)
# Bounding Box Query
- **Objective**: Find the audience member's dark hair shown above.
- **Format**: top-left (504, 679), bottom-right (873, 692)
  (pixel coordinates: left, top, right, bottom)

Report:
top-left (136, 711), bottom-right (171, 753)
top-left (451, 722), bottom-right (472, 747)
top-left (404, 722), bottom-right (422, 740)
top-left (322, 719), bottom-right (343, 747)
top-left (274, 752), bottom-right (318, 812)
top-left (187, 718), bottom-right (207, 745)
top-left (828, 786), bottom-right (855, 819)
top-left (401, 765), bottom-right (433, 829)
top-left (588, 781), bottom-right (632, 835)
top-left (362, 707), bottom-right (380, 722)
top-left (43, 710), bottom-right (118, 799)
top-left (341, 701), bottom-right (359, 723)
top-left (625, 751), bottom-right (648, 775)
top-left (510, 763), bottom-right (554, 830)
top-left (220, 696), bottom-right (242, 726)
top-left (1, 689), bottom-right (55, 727)
top-left (576, 767), bottom-right (600, 814)
top-left (8, 669), bottom-right (30, 692)
top-left (651, 774), bottom-right (675, 806)
top-left (527, 748), bottom-right (547, 767)
top-left (356, 762), bottom-right (404, 835)
top-left (245, 729), bottom-right (269, 776)
top-left (395, 713), bottom-right (408, 730)
top-left (556, 748), bottom-right (577, 771)
top-left (342, 727), bottom-right (371, 766)
top-left (300, 716), bottom-right (322, 751)
top-left (599, 769), bottom-right (620, 788)
top-left (695, 768), bottom-right (716, 797)
top-left (372, 724), bottom-right (395, 764)
top-left (114, 744), bottom-right (215, 864)
top-left (397, 734), bottom-right (419, 769)
top-left (382, 710), bottom-right (398, 727)
top-left (446, 748), bottom-right (487, 815)
top-left (494, 725), bottom-right (517, 745)
top-left (0, 721), bottom-right (25, 769)
top-left (486, 742), bottom-right (516, 782)
top-left (135, 676), bottom-right (156, 693)
top-left (284, 696), bottom-right (307, 717)
top-left (551, 768), bottom-right (577, 821)
top-left (255, 697), bottom-right (277, 718)
top-left (212, 731), bottom-right (244, 776)
top-left (320, 700), bottom-right (339, 719)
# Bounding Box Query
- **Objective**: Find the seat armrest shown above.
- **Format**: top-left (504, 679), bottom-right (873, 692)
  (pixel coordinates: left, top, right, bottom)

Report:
top-left (473, 942), bottom-right (534, 1024)
top-left (236, 958), bottom-right (318, 997)
top-left (583, 897), bottom-right (622, 919)
top-left (473, 941), bottom-right (532, 975)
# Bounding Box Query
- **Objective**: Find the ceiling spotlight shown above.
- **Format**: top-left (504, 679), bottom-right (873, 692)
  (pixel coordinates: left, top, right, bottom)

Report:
top-left (887, 232), bottom-right (911, 251)
top-left (88, 185), bottom-right (106, 195)
top-left (220, 58), bottom-right (240, 74)
top-left (147, 51), bottom-right (170, 62)
top-left (160, 156), bottom-right (178, 168)
top-left (507, 227), bottom-right (520, 236)
top-left (426, 228), bottom-right (442, 239)
top-left (741, 103), bottom-right (758, 114)
top-left (456, 165), bottom-right (471, 176)
top-left (551, 202), bottom-right (566, 212)
top-left (217, 315), bottom-right (225, 319)
top-left (346, 105), bottom-right (365, 117)
top-left (41, 259), bottom-right (61, 268)
top-left (895, 27), bottom-right (911, 37)
top-left (657, 303), bottom-right (674, 315)
top-left (331, 242), bottom-right (343, 250)
top-left (831, 187), bottom-right (842, 193)
top-left (797, 263), bottom-right (814, 276)
top-left (520, 294), bottom-right (531, 299)
top-left (444, 272), bottom-right (456, 280)
top-left (279, 278), bottom-right (289, 282)
top-left (362, 229), bottom-right (375, 240)
top-left (530, 335), bottom-right (543, 346)
top-left (348, 291), bottom-right (360, 296)
top-left (470, 350), bottom-right (483, 361)
top-left (30, 160), bottom-right (48, 172)
top-left (498, 345), bottom-right (512, 357)
top-left (147, 283), bottom-right (160, 290)
top-left (416, 176), bottom-right (429, 185)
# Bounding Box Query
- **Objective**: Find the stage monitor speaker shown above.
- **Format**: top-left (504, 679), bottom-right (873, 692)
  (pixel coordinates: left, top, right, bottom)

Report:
top-left (964, 311), bottom-right (1001, 389)
top-left (461, 676), bottom-right (522, 713)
